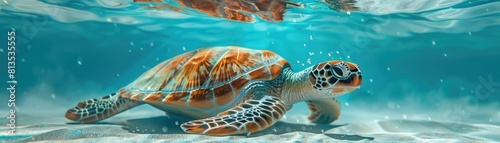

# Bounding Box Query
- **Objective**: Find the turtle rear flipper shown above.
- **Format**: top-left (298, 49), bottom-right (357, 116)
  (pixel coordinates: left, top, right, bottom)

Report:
top-left (181, 96), bottom-right (287, 136)
top-left (65, 93), bottom-right (143, 123)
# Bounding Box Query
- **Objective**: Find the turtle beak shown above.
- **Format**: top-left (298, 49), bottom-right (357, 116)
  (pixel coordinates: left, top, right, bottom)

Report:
top-left (346, 87), bottom-right (359, 91)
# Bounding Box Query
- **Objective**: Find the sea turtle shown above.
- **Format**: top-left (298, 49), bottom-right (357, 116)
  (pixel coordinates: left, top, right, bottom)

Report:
top-left (65, 46), bottom-right (362, 136)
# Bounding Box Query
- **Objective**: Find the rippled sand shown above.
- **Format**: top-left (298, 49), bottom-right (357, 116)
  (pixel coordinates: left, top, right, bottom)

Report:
top-left (2, 106), bottom-right (499, 143)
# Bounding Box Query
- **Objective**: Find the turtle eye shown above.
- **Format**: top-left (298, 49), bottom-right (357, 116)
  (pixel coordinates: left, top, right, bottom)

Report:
top-left (332, 66), bottom-right (349, 79)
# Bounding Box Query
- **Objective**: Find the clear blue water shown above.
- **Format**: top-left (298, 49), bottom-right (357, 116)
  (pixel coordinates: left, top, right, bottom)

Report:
top-left (0, 0), bottom-right (499, 142)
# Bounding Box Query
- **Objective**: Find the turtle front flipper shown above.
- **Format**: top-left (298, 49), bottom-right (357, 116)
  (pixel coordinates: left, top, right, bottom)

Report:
top-left (306, 98), bottom-right (341, 124)
top-left (65, 93), bottom-right (144, 123)
top-left (181, 96), bottom-right (287, 136)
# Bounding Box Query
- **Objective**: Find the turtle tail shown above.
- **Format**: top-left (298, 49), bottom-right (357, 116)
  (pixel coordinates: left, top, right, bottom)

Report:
top-left (65, 93), bottom-right (143, 123)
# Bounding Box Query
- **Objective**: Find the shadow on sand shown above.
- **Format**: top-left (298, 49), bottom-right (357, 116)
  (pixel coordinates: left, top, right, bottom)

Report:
top-left (113, 116), bottom-right (374, 141)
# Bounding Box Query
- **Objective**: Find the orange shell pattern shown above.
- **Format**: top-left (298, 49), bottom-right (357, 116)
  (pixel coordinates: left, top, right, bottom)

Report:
top-left (119, 46), bottom-right (290, 109)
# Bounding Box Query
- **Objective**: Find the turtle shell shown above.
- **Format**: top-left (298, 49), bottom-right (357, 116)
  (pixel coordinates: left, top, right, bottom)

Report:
top-left (119, 46), bottom-right (290, 109)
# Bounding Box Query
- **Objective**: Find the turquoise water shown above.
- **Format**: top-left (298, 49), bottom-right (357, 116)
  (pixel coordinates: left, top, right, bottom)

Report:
top-left (0, 0), bottom-right (499, 141)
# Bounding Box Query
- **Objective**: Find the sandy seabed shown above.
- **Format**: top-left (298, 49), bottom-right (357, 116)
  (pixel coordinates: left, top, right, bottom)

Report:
top-left (1, 105), bottom-right (500, 143)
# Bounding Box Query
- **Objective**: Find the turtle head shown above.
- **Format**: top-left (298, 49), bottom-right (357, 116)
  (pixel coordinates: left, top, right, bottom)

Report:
top-left (308, 60), bottom-right (362, 98)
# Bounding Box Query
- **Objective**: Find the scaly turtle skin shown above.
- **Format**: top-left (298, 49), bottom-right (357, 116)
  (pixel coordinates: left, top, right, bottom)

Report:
top-left (65, 46), bottom-right (362, 136)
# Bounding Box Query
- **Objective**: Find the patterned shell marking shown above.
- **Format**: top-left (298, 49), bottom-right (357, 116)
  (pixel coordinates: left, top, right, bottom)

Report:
top-left (118, 46), bottom-right (290, 109)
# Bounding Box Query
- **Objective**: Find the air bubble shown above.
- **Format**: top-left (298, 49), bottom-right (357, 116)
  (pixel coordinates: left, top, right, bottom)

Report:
top-left (114, 23), bottom-right (119, 32)
top-left (0, 48), bottom-right (3, 52)
top-left (369, 79), bottom-right (373, 82)
top-left (432, 41), bottom-right (436, 46)
top-left (150, 42), bottom-right (154, 47)
top-left (182, 46), bottom-right (186, 51)
top-left (387, 102), bottom-right (395, 109)
top-left (303, 44), bottom-right (307, 47)
top-left (444, 53), bottom-right (447, 57)
top-left (175, 121), bottom-right (179, 125)
top-left (130, 42), bottom-right (134, 46)
top-left (346, 11), bottom-right (351, 15)
top-left (309, 35), bottom-right (313, 40)
top-left (345, 102), bottom-right (349, 106)
top-left (51, 94), bottom-right (56, 99)
top-left (387, 67), bottom-right (391, 71)
top-left (319, 51), bottom-right (322, 54)
top-left (77, 57), bottom-right (83, 65)
top-left (140, 47), bottom-right (144, 51)
top-left (162, 127), bottom-right (168, 133)
top-left (403, 114), bottom-right (407, 119)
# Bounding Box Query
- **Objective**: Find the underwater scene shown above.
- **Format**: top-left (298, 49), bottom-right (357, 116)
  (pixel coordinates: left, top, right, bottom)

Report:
top-left (1, 0), bottom-right (499, 142)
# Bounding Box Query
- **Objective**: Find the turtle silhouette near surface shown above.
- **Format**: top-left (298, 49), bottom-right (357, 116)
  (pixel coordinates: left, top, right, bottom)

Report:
top-left (133, 0), bottom-right (358, 22)
top-left (65, 46), bottom-right (362, 136)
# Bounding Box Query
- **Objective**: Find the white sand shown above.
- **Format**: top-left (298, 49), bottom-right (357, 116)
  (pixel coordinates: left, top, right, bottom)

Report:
top-left (2, 105), bottom-right (500, 143)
